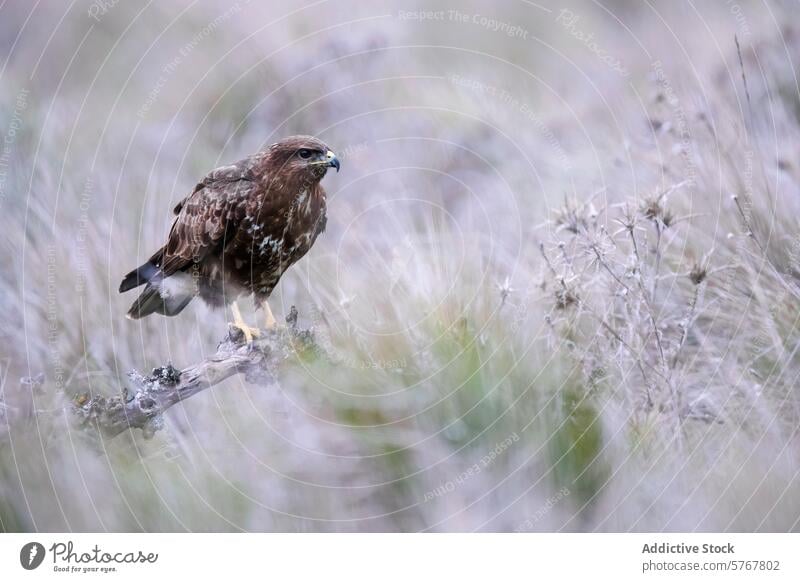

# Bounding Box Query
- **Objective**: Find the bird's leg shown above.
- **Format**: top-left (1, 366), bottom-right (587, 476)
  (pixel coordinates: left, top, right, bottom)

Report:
top-left (262, 299), bottom-right (277, 329)
top-left (230, 300), bottom-right (261, 343)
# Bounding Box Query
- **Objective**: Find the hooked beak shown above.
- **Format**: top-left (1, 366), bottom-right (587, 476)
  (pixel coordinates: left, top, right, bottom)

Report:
top-left (326, 150), bottom-right (340, 172)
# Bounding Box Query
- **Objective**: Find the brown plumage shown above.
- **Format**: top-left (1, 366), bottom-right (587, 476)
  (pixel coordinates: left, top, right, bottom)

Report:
top-left (120, 135), bottom-right (339, 320)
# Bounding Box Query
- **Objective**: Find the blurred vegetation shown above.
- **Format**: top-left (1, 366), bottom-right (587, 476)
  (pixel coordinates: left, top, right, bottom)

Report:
top-left (1, 0), bottom-right (800, 531)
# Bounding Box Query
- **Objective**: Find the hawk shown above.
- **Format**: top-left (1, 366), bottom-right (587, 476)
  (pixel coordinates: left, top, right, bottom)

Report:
top-left (119, 135), bottom-right (339, 341)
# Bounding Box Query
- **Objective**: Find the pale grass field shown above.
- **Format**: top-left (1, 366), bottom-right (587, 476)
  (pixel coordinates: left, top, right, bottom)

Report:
top-left (1, 0), bottom-right (799, 531)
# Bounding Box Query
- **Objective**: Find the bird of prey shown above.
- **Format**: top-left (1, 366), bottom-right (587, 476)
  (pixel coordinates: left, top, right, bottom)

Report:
top-left (119, 135), bottom-right (339, 341)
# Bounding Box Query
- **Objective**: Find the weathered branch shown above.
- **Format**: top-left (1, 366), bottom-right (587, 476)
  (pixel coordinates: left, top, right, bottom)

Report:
top-left (73, 307), bottom-right (317, 439)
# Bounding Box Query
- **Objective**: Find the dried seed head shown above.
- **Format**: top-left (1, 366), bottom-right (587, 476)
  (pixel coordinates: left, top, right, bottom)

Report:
top-left (689, 263), bottom-right (708, 285)
top-left (617, 205), bottom-right (637, 232)
top-left (641, 197), bottom-right (661, 221)
top-left (640, 193), bottom-right (673, 228)
top-left (554, 199), bottom-right (589, 235)
top-left (555, 287), bottom-right (579, 310)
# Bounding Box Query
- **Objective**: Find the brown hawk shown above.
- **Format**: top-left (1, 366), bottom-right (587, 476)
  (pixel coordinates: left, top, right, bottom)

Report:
top-left (119, 135), bottom-right (339, 341)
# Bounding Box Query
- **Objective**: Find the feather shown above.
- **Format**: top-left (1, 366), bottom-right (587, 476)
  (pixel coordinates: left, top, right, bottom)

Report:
top-left (119, 260), bottom-right (160, 292)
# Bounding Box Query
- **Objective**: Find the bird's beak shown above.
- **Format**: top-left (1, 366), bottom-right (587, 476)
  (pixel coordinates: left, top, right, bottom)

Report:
top-left (326, 150), bottom-right (340, 172)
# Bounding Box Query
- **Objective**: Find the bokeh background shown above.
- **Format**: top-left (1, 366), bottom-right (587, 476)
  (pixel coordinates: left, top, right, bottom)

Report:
top-left (2, 0), bottom-right (800, 531)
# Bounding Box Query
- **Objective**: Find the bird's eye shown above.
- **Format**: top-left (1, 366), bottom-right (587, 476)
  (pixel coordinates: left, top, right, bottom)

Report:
top-left (298, 149), bottom-right (312, 159)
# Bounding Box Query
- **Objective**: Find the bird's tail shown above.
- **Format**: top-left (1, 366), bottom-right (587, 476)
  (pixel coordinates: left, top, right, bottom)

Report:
top-left (119, 249), bottom-right (164, 293)
top-left (121, 248), bottom-right (194, 319)
top-left (126, 282), bottom-right (194, 319)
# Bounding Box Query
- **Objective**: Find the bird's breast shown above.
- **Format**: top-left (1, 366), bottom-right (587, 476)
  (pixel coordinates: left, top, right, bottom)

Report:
top-left (230, 186), bottom-right (326, 272)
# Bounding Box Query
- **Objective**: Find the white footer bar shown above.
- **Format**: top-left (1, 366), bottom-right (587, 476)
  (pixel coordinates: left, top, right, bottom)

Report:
top-left (1, 533), bottom-right (798, 581)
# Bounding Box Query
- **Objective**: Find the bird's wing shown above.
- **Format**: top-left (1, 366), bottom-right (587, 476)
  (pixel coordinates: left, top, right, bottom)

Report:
top-left (173, 154), bottom-right (261, 214)
top-left (159, 156), bottom-right (261, 276)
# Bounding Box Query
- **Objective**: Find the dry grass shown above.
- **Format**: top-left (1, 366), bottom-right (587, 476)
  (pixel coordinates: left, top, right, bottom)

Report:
top-left (1, 0), bottom-right (800, 531)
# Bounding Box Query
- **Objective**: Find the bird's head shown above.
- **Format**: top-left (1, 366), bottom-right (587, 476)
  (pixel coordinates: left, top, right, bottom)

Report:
top-left (266, 135), bottom-right (340, 185)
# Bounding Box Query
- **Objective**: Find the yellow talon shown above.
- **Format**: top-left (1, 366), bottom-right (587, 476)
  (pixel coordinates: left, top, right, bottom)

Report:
top-left (230, 301), bottom-right (261, 344)
top-left (262, 299), bottom-right (277, 329)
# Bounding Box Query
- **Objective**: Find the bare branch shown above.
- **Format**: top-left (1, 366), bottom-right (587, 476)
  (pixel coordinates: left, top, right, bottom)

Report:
top-left (72, 307), bottom-right (317, 439)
